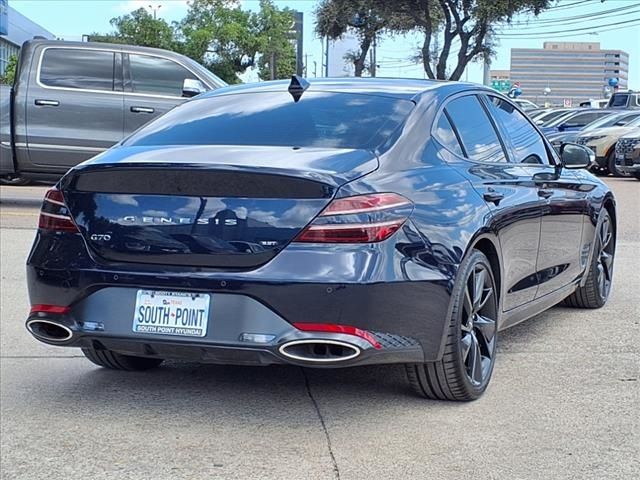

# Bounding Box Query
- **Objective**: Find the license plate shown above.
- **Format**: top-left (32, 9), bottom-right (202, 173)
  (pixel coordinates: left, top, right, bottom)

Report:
top-left (133, 290), bottom-right (210, 337)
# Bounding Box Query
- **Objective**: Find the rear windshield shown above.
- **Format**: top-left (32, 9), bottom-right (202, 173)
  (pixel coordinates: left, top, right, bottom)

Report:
top-left (609, 94), bottom-right (630, 107)
top-left (124, 91), bottom-right (414, 150)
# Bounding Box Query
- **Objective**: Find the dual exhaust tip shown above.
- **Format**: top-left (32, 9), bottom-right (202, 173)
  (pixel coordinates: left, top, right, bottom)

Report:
top-left (26, 319), bottom-right (73, 342)
top-left (278, 339), bottom-right (361, 363)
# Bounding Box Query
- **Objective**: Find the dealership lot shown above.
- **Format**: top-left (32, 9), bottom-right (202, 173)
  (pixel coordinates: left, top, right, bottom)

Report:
top-left (1, 179), bottom-right (638, 479)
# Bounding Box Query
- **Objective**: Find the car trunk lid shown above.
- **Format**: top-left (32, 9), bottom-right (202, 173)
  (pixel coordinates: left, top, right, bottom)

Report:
top-left (62, 145), bottom-right (377, 269)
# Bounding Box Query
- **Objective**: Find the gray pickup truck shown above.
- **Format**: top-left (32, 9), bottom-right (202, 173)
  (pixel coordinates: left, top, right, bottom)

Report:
top-left (1, 39), bottom-right (226, 184)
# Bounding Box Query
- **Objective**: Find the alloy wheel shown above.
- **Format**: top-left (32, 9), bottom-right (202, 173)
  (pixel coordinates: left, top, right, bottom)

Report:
top-left (596, 216), bottom-right (615, 300)
top-left (460, 264), bottom-right (497, 386)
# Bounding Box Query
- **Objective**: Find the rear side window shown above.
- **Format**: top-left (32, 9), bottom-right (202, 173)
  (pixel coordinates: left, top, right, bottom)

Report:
top-left (40, 49), bottom-right (115, 91)
top-left (125, 91), bottom-right (414, 150)
top-left (444, 95), bottom-right (507, 163)
top-left (434, 112), bottom-right (464, 157)
top-left (486, 96), bottom-right (548, 165)
top-left (129, 54), bottom-right (198, 97)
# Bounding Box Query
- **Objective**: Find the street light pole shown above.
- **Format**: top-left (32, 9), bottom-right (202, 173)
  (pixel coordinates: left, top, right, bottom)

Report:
top-left (148, 4), bottom-right (161, 20)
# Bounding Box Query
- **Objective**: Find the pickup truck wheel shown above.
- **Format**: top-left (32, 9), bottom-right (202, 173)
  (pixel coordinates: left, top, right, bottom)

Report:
top-left (82, 347), bottom-right (163, 371)
top-left (607, 151), bottom-right (629, 178)
top-left (0, 176), bottom-right (31, 186)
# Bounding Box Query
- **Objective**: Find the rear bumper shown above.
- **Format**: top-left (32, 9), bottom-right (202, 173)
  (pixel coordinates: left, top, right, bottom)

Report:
top-left (26, 229), bottom-right (455, 364)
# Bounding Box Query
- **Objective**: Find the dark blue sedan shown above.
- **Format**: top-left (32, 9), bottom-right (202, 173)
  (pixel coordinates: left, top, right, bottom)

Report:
top-left (26, 78), bottom-right (616, 401)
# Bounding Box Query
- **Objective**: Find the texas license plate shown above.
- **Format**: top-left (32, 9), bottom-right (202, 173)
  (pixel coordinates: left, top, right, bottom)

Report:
top-left (133, 290), bottom-right (210, 337)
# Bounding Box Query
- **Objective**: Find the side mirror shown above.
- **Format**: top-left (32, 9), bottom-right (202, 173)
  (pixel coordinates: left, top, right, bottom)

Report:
top-left (182, 78), bottom-right (207, 98)
top-left (560, 143), bottom-right (593, 169)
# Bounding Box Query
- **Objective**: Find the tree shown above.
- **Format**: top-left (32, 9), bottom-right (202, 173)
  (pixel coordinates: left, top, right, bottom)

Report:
top-left (179, 0), bottom-right (260, 84)
top-left (315, 0), bottom-right (411, 77)
top-left (255, 0), bottom-right (297, 81)
top-left (392, 0), bottom-right (551, 80)
top-left (0, 54), bottom-right (18, 85)
top-left (90, 8), bottom-right (176, 50)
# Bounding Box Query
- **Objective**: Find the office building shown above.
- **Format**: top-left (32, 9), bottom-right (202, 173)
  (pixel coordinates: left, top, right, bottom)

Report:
top-left (510, 42), bottom-right (629, 105)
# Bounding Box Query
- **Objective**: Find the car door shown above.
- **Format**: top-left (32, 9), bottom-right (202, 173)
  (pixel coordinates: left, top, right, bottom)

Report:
top-left (123, 52), bottom-right (201, 135)
top-left (482, 94), bottom-right (588, 299)
top-left (437, 94), bottom-right (545, 311)
top-left (25, 46), bottom-right (124, 170)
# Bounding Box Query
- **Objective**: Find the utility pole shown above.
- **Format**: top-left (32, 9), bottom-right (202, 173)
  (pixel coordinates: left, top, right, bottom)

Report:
top-left (483, 32), bottom-right (492, 86)
top-left (270, 52), bottom-right (276, 80)
top-left (370, 34), bottom-right (377, 77)
top-left (304, 54), bottom-right (308, 77)
top-left (313, 60), bottom-right (317, 77)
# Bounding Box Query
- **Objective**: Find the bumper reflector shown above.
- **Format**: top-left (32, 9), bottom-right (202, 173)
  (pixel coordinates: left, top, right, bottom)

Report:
top-left (293, 323), bottom-right (381, 349)
top-left (30, 304), bottom-right (71, 315)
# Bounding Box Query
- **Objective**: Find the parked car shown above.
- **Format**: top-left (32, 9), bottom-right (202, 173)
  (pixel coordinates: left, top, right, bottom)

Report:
top-left (514, 98), bottom-right (538, 111)
top-left (576, 116), bottom-right (640, 176)
top-left (614, 130), bottom-right (640, 180)
top-left (546, 111), bottom-right (640, 150)
top-left (25, 78), bottom-right (615, 402)
top-left (534, 108), bottom-right (573, 126)
top-left (526, 107), bottom-right (553, 120)
top-left (539, 108), bottom-right (613, 135)
top-left (0, 39), bottom-right (226, 185)
top-left (607, 90), bottom-right (640, 110)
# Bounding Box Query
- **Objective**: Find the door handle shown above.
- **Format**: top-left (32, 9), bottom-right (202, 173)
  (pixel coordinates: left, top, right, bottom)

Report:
top-left (483, 190), bottom-right (504, 205)
top-left (538, 189), bottom-right (554, 199)
top-left (130, 106), bottom-right (155, 114)
top-left (34, 99), bottom-right (59, 106)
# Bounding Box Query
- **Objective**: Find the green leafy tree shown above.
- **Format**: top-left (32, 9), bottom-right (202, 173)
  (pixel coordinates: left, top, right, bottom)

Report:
top-left (179, 0), bottom-right (260, 84)
top-left (90, 8), bottom-right (176, 50)
top-left (392, 0), bottom-right (552, 80)
top-left (0, 54), bottom-right (18, 85)
top-left (315, 0), bottom-right (411, 77)
top-left (256, 0), bottom-right (297, 81)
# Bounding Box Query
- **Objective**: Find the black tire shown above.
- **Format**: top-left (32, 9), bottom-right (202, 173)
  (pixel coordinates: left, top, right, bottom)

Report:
top-left (563, 210), bottom-right (615, 308)
top-left (634, 173), bottom-right (640, 181)
top-left (82, 347), bottom-right (163, 371)
top-left (406, 250), bottom-right (498, 401)
top-left (0, 176), bottom-right (31, 186)
top-left (607, 150), bottom-right (629, 178)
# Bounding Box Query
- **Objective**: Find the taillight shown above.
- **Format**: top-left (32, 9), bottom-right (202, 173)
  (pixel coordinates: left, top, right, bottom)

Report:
top-left (294, 193), bottom-right (413, 243)
top-left (38, 188), bottom-right (79, 232)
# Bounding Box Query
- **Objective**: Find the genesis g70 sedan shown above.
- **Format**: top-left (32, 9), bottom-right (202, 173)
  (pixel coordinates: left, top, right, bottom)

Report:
top-left (26, 77), bottom-right (616, 401)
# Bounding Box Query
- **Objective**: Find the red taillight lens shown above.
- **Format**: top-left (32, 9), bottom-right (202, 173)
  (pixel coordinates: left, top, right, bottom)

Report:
top-left (294, 193), bottom-right (412, 244)
top-left (38, 188), bottom-right (79, 233)
top-left (321, 193), bottom-right (412, 216)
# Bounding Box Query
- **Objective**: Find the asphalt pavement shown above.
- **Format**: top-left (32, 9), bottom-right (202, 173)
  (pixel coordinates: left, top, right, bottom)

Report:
top-left (0, 178), bottom-right (638, 480)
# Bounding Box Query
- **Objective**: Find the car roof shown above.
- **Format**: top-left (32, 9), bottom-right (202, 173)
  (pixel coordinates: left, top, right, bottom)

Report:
top-left (26, 39), bottom-right (188, 60)
top-left (201, 77), bottom-right (489, 101)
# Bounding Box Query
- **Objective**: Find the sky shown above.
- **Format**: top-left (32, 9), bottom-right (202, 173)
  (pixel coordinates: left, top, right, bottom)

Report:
top-left (9, 0), bottom-right (640, 90)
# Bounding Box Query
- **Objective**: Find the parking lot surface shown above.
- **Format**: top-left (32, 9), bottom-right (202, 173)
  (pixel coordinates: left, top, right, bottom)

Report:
top-left (1, 179), bottom-right (638, 480)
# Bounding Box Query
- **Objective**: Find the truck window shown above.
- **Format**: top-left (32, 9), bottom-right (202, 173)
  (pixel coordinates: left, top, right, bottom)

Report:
top-left (129, 54), bottom-right (198, 97)
top-left (40, 49), bottom-right (115, 91)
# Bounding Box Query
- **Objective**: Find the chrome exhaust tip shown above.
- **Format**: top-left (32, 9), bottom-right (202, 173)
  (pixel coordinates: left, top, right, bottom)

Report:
top-left (26, 319), bottom-right (73, 342)
top-left (279, 339), bottom-right (360, 363)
